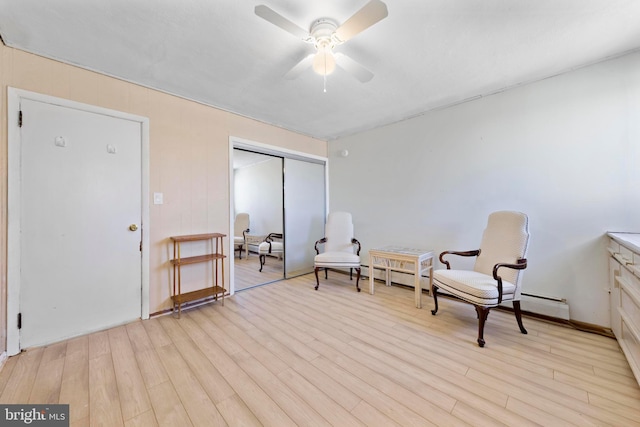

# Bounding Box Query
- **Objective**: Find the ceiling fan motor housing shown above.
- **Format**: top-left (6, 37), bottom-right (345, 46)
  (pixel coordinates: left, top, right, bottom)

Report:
top-left (310, 18), bottom-right (340, 49)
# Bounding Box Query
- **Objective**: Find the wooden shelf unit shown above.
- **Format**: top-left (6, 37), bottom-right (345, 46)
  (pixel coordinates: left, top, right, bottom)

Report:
top-left (170, 233), bottom-right (226, 317)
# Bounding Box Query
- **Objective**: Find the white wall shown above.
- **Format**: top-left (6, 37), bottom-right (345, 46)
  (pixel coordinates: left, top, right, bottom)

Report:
top-left (329, 51), bottom-right (640, 327)
top-left (234, 157), bottom-right (283, 236)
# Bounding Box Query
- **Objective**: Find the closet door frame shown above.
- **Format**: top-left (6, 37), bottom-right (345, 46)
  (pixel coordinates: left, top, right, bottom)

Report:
top-left (229, 136), bottom-right (328, 293)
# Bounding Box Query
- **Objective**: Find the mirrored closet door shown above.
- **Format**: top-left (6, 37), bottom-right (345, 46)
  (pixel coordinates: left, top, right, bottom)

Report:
top-left (232, 147), bottom-right (326, 291)
top-left (233, 150), bottom-right (284, 290)
top-left (284, 158), bottom-right (325, 278)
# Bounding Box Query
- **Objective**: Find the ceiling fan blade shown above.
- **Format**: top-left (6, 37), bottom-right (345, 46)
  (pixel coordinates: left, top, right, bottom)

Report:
top-left (255, 5), bottom-right (309, 40)
top-left (334, 0), bottom-right (388, 43)
top-left (284, 54), bottom-right (315, 79)
top-left (335, 53), bottom-right (374, 83)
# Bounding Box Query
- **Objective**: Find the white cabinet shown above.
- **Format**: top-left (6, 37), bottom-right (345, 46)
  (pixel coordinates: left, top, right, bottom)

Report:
top-left (607, 232), bottom-right (640, 386)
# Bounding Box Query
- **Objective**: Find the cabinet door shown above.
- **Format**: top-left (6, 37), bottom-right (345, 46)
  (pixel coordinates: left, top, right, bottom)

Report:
top-left (609, 256), bottom-right (622, 338)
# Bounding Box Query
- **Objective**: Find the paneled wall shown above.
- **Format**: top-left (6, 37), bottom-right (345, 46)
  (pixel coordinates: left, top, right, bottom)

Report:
top-left (0, 44), bottom-right (326, 352)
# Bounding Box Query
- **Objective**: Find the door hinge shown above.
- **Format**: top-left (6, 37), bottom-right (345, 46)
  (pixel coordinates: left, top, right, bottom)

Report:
top-left (18, 110), bottom-right (23, 128)
top-left (17, 313), bottom-right (22, 329)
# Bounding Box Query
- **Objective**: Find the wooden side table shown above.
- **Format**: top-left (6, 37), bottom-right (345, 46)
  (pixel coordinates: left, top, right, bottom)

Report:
top-left (369, 246), bottom-right (434, 308)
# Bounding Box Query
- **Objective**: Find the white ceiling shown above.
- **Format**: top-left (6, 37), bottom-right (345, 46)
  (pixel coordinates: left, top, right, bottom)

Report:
top-left (1, 1), bottom-right (639, 141)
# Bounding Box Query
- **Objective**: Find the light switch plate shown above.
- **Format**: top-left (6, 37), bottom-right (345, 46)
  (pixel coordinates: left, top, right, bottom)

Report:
top-left (153, 192), bottom-right (163, 205)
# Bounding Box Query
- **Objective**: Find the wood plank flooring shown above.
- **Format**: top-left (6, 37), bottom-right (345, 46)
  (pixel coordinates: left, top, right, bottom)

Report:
top-left (234, 251), bottom-right (284, 291)
top-left (1, 272), bottom-right (639, 426)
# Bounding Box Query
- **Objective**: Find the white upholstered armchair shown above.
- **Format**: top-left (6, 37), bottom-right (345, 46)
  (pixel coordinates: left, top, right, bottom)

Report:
top-left (431, 211), bottom-right (530, 347)
top-left (233, 213), bottom-right (250, 259)
top-left (314, 212), bottom-right (362, 292)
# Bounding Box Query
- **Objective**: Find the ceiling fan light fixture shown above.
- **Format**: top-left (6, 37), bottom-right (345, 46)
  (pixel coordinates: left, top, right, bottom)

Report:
top-left (312, 47), bottom-right (336, 76)
top-left (311, 21), bottom-right (337, 77)
top-left (255, 1), bottom-right (388, 83)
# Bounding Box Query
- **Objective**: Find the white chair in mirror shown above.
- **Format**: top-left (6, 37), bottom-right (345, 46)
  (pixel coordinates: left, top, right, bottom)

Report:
top-left (234, 213), bottom-right (250, 259)
top-left (258, 232), bottom-right (283, 272)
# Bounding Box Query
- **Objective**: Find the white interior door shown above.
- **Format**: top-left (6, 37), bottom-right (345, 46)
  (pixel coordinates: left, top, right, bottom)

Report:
top-left (19, 98), bottom-right (142, 349)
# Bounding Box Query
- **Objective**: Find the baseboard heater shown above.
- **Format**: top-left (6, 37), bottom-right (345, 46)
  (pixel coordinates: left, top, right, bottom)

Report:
top-left (507, 293), bottom-right (570, 320)
top-left (361, 265), bottom-right (571, 320)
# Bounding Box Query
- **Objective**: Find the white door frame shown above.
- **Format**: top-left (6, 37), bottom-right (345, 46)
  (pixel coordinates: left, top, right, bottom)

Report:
top-left (228, 136), bottom-right (329, 294)
top-left (7, 87), bottom-right (150, 355)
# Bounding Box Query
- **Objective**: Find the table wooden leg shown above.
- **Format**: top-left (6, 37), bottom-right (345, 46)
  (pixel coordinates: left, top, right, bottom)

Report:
top-left (369, 256), bottom-right (375, 295)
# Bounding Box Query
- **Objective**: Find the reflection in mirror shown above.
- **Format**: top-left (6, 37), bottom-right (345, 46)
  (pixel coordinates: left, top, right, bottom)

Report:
top-left (233, 149), bottom-right (284, 290)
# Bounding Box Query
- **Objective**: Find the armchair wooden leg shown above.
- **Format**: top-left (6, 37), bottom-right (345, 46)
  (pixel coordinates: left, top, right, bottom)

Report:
top-left (475, 310), bottom-right (490, 320)
top-left (513, 300), bottom-right (528, 334)
top-left (314, 267), bottom-right (320, 290)
top-left (324, 268), bottom-right (328, 279)
top-left (350, 268), bottom-right (353, 280)
top-left (431, 285), bottom-right (439, 315)
top-left (239, 245), bottom-right (243, 259)
top-left (259, 254), bottom-right (265, 272)
top-left (355, 268), bottom-right (361, 292)
top-left (476, 306), bottom-right (491, 347)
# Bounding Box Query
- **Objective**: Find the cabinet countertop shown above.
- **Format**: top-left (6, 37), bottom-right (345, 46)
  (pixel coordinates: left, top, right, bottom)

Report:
top-left (608, 232), bottom-right (640, 254)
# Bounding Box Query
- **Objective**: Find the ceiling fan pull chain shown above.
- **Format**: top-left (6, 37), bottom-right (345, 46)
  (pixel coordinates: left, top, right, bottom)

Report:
top-left (323, 53), bottom-right (328, 92)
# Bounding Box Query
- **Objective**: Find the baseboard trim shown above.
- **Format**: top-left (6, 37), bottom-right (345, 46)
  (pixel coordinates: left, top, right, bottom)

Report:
top-left (498, 308), bottom-right (615, 339)
top-left (379, 279), bottom-right (615, 339)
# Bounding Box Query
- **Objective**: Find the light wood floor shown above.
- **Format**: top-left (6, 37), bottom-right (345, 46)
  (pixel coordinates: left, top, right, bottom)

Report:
top-left (1, 272), bottom-right (639, 426)
top-left (234, 252), bottom-right (284, 291)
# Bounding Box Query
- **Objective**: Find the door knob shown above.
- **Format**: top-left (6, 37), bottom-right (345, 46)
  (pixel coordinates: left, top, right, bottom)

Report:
top-left (129, 224), bottom-right (138, 231)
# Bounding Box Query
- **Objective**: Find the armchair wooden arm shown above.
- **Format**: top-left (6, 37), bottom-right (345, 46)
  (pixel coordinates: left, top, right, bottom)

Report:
top-left (492, 258), bottom-right (527, 303)
top-left (264, 233), bottom-right (283, 254)
top-left (439, 249), bottom-right (481, 269)
top-left (314, 237), bottom-right (327, 254)
top-left (314, 237), bottom-right (360, 255)
top-left (351, 238), bottom-right (361, 256)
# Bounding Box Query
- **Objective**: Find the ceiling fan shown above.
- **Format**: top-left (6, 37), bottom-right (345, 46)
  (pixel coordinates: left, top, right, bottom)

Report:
top-left (255, 0), bottom-right (388, 86)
